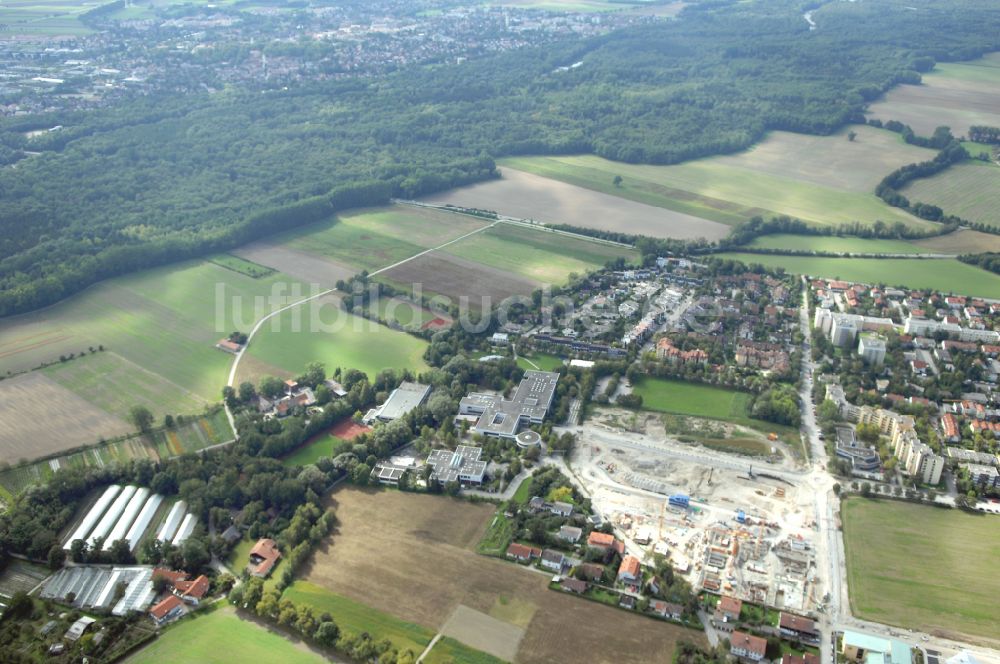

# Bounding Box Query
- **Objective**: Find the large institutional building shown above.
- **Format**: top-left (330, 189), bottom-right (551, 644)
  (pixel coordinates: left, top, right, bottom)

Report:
top-left (459, 370), bottom-right (559, 439)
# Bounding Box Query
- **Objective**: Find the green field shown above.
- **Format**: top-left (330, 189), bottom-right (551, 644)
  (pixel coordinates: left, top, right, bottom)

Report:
top-left (125, 607), bottom-right (326, 664)
top-left (631, 378), bottom-right (752, 422)
top-left (424, 637), bottom-right (509, 664)
top-left (281, 433), bottom-right (350, 467)
top-left (516, 352), bottom-right (565, 371)
top-left (961, 142), bottom-right (996, 160)
top-left (276, 207), bottom-right (489, 273)
top-left (284, 581), bottom-right (434, 656)
top-left (443, 224), bottom-right (637, 284)
top-left (744, 235), bottom-right (924, 255)
top-left (500, 128), bottom-right (933, 230)
top-left (375, 297), bottom-right (438, 328)
top-left (0, 0), bottom-right (96, 37)
top-left (0, 260), bottom-right (303, 417)
top-left (842, 498), bottom-right (1000, 640)
top-left (902, 160), bottom-right (1000, 228)
top-left (240, 302), bottom-right (429, 382)
top-left (716, 253), bottom-right (1000, 299)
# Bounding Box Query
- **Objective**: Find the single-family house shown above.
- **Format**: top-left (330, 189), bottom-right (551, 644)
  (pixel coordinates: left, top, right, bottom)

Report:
top-left (557, 525), bottom-right (582, 543)
top-left (617, 555), bottom-right (641, 585)
top-left (730, 631), bottom-right (767, 662)
top-left (506, 543), bottom-right (541, 562)
top-left (779, 612), bottom-right (819, 642)
top-left (560, 578), bottom-right (588, 594)
top-left (716, 595), bottom-right (743, 622)
top-left (149, 594), bottom-right (185, 626)
top-left (541, 549), bottom-right (565, 572)
top-left (248, 538), bottom-right (282, 578)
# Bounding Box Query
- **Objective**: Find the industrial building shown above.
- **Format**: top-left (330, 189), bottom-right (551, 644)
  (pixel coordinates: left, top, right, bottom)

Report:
top-left (458, 370), bottom-right (559, 439)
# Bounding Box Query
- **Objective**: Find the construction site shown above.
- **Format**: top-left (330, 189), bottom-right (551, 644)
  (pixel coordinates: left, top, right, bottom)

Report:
top-left (568, 409), bottom-right (823, 615)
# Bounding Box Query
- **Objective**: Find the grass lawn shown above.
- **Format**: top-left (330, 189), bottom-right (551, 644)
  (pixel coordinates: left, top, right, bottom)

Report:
top-left (743, 235), bottom-right (924, 255)
top-left (516, 352), bottom-right (565, 371)
top-left (375, 297), bottom-right (436, 328)
top-left (501, 132), bottom-right (932, 231)
top-left (477, 512), bottom-right (517, 557)
top-left (961, 142), bottom-right (996, 160)
top-left (841, 498), bottom-right (1000, 640)
top-left (423, 637), bottom-right (508, 664)
top-left (284, 581), bottom-right (434, 656)
top-left (281, 432), bottom-right (349, 467)
top-left (632, 378), bottom-right (752, 422)
top-left (443, 223), bottom-right (637, 284)
top-left (125, 607), bottom-right (325, 664)
top-left (242, 302), bottom-right (429, 381)
top-left (0, 260), bottom-right (304, 415)
top-left (511, 476), bottom-right (534, 505)
top-left (716, 254), bottom-right (1000, 299)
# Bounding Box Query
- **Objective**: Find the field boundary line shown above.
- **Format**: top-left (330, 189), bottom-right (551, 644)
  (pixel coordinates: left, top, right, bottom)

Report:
top-left (394, 199), bottom-right (635, 249)
top-left (415, 633), bottom-right (442, 663)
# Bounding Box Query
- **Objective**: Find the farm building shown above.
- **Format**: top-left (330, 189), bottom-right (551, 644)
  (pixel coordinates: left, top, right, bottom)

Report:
top-left (458, 370), bottom-right (559, 439)
top-left (125, 494), bottom-right (164, 552)
top-left (88, 486), bottom-right (138, 548)
top-left (149, 594), bottom-right (185, 626)
top-left (103, 487), bottom-right (151, 550)
top-left (364, 382), bottom-right (431, 424)
top-left (63, 485), bottom-right (122, 550)
top-left (156, 501), bottom-right (187, 542)
top-left (248, 538), bottom-right (282, 578)
top-left (171, 513), bottom-right (197, 546)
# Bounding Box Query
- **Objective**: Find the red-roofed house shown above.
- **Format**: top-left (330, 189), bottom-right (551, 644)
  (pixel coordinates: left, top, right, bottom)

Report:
top-left (783, 654), bottom-right (820, 664)
top-left (731, 631), bottom-right (767, 661)
top-left (505, 543), bottom-right (541, 562)
top-left (779, 612), bottom-right (819, 641)
top-left (716, 595), bottom-right (743, 622)
top-left (174, 575), bottom-right (210, 605)
top-left (152, 568), bottom-right (188, 587)
top-left (617, 555), bottom-right (641, 585)
top-left (941, 413), bottom-right (960, 443)
top-left (149, 594), bottom-right (185, 626)
top-left (587, 531), bottom-right (616, 551)
top-left (248, 538), bottom-right (282, 578)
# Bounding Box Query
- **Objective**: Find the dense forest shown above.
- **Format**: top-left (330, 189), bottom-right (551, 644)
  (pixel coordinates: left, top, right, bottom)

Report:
top-left (2, 0), bottom-right (1000, 316)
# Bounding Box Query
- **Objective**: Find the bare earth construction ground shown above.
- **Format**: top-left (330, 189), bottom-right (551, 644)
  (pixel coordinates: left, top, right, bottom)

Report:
top-left (301, 488), bottom-right (701, 664)
top-left (421, 168), bottom-right (731, 241)
top-left (0, 372), bottom-right (131, 462)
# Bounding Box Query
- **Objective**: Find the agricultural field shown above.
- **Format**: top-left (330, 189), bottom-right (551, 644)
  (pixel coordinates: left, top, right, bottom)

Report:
top-left (259, 206), bottom-right (491, 275)
top-left (743, 235), bottom-right (925, 255)
top-left (866, 53), bottom-right (1000, 136)
top-left (0, 560), bottom-right (49, 599)
top-left (233, 242), bottom-right (355, 287)
top-left (0, 260), bottom-right (304, 417)
top-left (126, 607), bottom-right (327, 664)
top-left (716, 253), bottom-right (1000, 299)
top-left (631, 378), bottom-right (752, 423)
top-left (0, 0), bottom-right (98, 38)
top-left (378, 251), bottom-right (540, 308)
top-left (842, 498), bottom-right (1000, 643)
top-left (42, 351), bottom-right (209, 423)
top-left (295, 487), bottom-right (701, 664)
top-left (237, 293), bottom-right (430, 383)
top-left (0, 410), bottom-right (231, 499)
top-left (912, 229), bottom-right (1000, 254)
top-left (902, 161), bottom-right (1000, 228)
top-left (493, 128), bottom-right (932, 232)
top-left (0, 372), bottom-right (131, 463)
top-left (422, 167), bottom-right (731, 241)
top-left (424, 636), bottom-right (508, 664)
top-left (442, 223), bottom-right (637, 285)
top-left (207, 254), bottom-right (276, 279)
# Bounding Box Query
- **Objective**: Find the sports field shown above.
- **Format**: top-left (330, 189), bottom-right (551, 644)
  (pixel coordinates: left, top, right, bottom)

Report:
top-left (842, 498), bottom-right (1000, 643)
top-left (237, 293), bottom-right (430, 383)
top-left (497, 128), bottom-right (932, 231)
top-left (126, 607), bottom-right (327, 664)
top-left (716, 253), bottom-right (1000, 299)
top-left (866, 53), bottom-right (1000, 136)
top-left (631, 378), bottom-right (752, 422)
top-left (297, 488), bottom-right (701, 663)
top-left (744, 235), bottom-right (924, 255)
top-left (443, 224), bottom-right (638, 284)
top-left (902, 161), bottom-right (1000, 228)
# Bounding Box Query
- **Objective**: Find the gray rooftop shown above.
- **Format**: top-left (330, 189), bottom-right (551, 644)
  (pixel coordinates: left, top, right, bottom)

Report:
top-left (426, 445), bottom-right (487, 484)
top-left (460, 371), bottom-right (559, 438)
top-left (375, 382), bottom-right (431, 421)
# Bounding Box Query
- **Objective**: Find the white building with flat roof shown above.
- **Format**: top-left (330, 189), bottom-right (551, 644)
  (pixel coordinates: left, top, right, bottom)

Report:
top-left (364, 382), bottom-right (431, 424)
top-left (459, 370), bottom-right (559, 439)
top-left (858, 334), bottom-right (886, 367)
